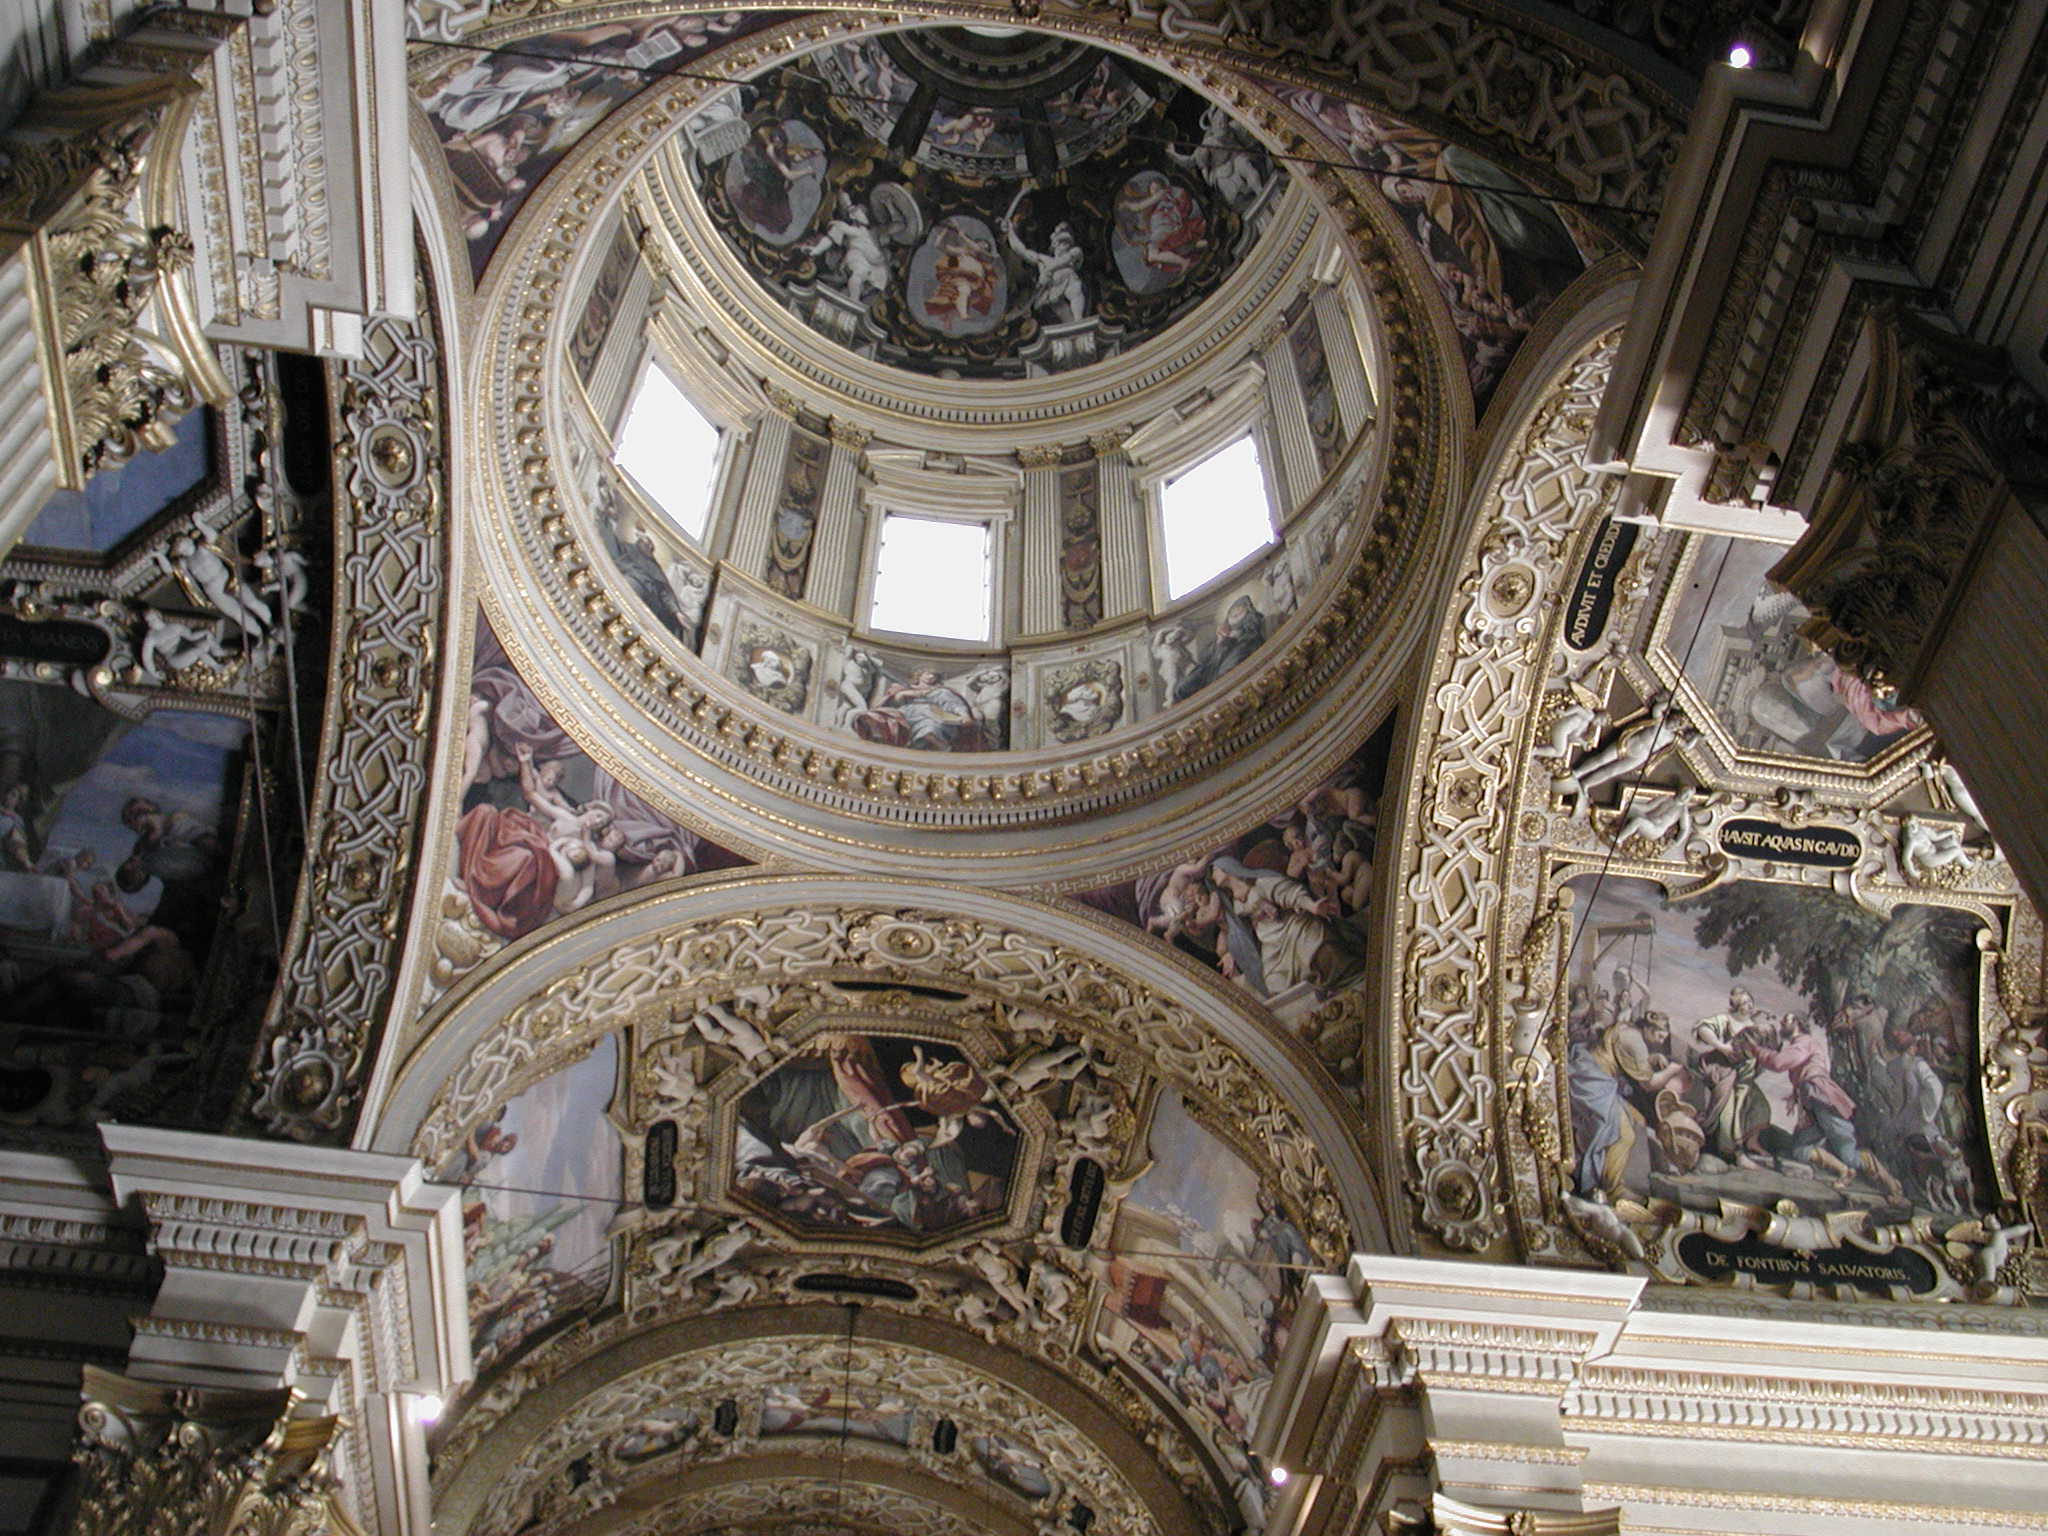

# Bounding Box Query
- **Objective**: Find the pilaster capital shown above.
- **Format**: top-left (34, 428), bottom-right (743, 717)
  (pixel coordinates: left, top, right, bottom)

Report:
top-left (99, 1127), bottom-right (469, 1536)
top-left (1017, 444), bottom-right (1065, 470)
top-left (827, 418), bottom-right (871, 451)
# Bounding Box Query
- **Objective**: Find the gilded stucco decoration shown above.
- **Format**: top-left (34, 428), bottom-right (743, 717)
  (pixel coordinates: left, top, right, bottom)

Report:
top-left (463, 1337), bottom-right (1164, 1536)
top-left (1390, 320), bottom-right (2047, 1301)
top-left (400, 879), bottom-right (1371, 1533)
top-left (70, 1367), bottom-right (359, 1536)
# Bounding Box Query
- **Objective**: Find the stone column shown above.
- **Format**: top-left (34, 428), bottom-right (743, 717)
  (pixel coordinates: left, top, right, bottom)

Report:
top-left (725, 385), bottom-right (798, 578)
top-left (1258, 320), bottom-right (1320, 514)
top-left (1313, 283), bottom-right (1375, 439)
top-left (99, 1126), bottom-right (470, 1536)
top-left (1092, 429), bottom-right (1145, 620)
top-left (805, 418), bottom-right (870, 615)
top-left (1017, 444), bottom-right (1065, 637)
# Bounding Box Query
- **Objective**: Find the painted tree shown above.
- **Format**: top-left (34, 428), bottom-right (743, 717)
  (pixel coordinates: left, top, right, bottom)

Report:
top-left (1688, 883), bottom-right (1978, 1025)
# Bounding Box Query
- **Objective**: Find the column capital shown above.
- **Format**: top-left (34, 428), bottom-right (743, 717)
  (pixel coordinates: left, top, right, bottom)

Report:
top-left (827, 418), bottom-right (871, 450)
top-left (1017, 444), bottom-right (1065, 470)
top-left (71, 1366), bottom-right (357, 1536)
top-left (99, 1126), bottom-right (469, 1536)
top-left (1086, 428), bottom-right (1130, 457)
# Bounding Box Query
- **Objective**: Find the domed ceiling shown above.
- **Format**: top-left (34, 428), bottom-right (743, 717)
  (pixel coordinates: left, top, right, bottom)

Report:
top-left (681, 27), bottom-right (1286, 378)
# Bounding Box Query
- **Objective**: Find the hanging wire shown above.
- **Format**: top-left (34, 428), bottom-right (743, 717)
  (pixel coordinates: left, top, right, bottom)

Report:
top-left (835, 1302), bottom-right (858, 1517)
top-left (411, 33), bottom-right (1662, 222)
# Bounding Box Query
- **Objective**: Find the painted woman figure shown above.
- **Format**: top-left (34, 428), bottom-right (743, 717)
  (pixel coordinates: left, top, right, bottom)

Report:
top-left (928, 221), bottom-right (1000, 324)
top-left (1116, 173), bottom-right (1208, 276)
top-left (728, 121), bottom-right (822, 241)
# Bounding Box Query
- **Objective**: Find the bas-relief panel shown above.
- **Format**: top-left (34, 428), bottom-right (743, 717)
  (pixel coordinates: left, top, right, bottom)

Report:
top-left (451, 613), bottom-right (748, 959)
top-left (0, 699), bottom-right (249, 1131)
top-left (442, 1034), bottom-right (622, 1375)
top-left (826, 644), bottom-right (1010, 753)
top-left (1078, 716), bottom-right (1393, 1095)
top-left (1665, 534), bottom-right (1922, 765)
top-left (1565, 874), bottom-right (1990, 1222)
top-left (733, 1032), bottom-right (1020, 1239)
top-left (1281, 89), bottom-right (1597, 407)
top-left (1095, 1087), bottom-right (1306, 1529)
top-left (416, 14), bottom-right (779, 278)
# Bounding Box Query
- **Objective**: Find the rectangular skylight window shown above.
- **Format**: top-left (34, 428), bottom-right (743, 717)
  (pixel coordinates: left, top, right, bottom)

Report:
top-left (1159, 434), bottom-right (1274, 600)
top-left (870, 514), bottom-right (992, 642)
top-left (614, 363), bottom-right (720, 541)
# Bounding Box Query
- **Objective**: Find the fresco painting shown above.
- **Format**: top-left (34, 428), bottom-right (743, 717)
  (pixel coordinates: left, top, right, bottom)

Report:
top-left (1563, 874), bottom-right (1989, 1222)
top-left (1096, 1087), bottom-right (1307, 1527)
top-left (569, 220), bottom-right (639, 384)
top-left (765, 426), bottom-right (828, 599)
top-left (419, 14), bottom-right (778, 276)
top-left (1670, 535), bottom-right (1922, 764)
top-left (1058, 458), bottom-right (1103, 629)
top-left (455, 615), bottom-right (747, 952)
top-left (1288, 305), bottom-right (1343, 475)
top-left (446, 1036), bottom-right (622, 1374)
top-left (1282, 88), bottom-right (1593, 405)
top-left (1111, 170), bottom-right (1210, 293)
top-left (907, 215), bottom-right (1009, 337)
top-left (596, 476), bottom-right (712, 649)
top-left (759, 1382), bottom-right (913, 1445)
top-left (687, 39), bottom-right (1283, 378)
top-left (0, 700), bottom-right (248, 1130)
top-left (733, 1033), bottom-right (1019, 1238)
top-left (972, 1433), bottom-right (1056, 1501)
top-left (828, 646), bottom-right (1010, 753)
top-left (1079, 717), bottom-right (1393, 1093)
top-left (724, 119), bottom-right (828, 245)
top-left (23, 408), bottom-right (214, 555)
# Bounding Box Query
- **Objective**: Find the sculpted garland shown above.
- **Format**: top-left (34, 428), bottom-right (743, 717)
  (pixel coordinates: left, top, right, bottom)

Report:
top-left (469, 13), bottom-right (1446, 829)
top-left (1391, 331), bottom-right (2047, 1300)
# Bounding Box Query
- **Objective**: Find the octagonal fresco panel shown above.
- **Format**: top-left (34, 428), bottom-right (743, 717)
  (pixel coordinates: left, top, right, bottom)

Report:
top-left (733, 1032), bottom-right (1020, 1238)
top-left (1663, 534), bottom-right (1922, 765)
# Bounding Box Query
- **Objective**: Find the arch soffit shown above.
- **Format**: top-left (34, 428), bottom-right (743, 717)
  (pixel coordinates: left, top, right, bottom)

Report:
top-left (438, 1314), bottom-right (1204, 1536)
top-left (373, 871), bottom-right (1389, 1254)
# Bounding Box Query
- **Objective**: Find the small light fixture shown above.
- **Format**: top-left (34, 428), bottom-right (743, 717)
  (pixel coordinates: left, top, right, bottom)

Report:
top-left (408, 1392), bottom-right (445, 1425)
top-left (1270, 1465), bottom-right (1291, 1487)
top-left (1727, 42), bottom-right (1755, 68)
